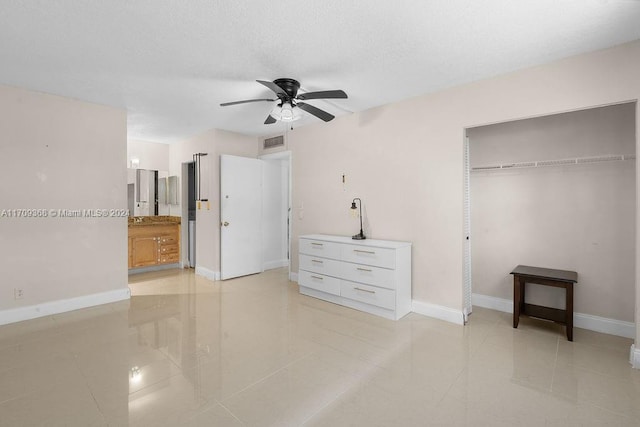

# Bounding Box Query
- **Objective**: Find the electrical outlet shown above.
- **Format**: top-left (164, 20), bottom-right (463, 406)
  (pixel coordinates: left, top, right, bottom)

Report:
top-left (14, 288), bottom-right (24, 299)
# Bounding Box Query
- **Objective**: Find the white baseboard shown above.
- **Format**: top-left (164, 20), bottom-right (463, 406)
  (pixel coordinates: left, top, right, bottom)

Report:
top-left (472, 293), bottom-right (513, 313)
top-left (412, 300), bottom-right (464, 325)
top-left (630, 344), bottom-right (640, 369)
top-left (128, 263), bottom-right (181, 275)
top-left (195, 266), bottom-right (220, 281)
top-left (0, 288), bottom-right (130, 326)
top-left (264, 259), bottom-right (288, 271)
top-left (472, 293), bottom-right (636, 339)
top-left (575, 312), bottom-right (635, 339)
top-left (290, 272), bottom-right (299, 283)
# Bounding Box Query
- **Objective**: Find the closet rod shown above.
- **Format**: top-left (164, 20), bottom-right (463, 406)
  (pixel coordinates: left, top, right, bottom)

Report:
top-left (471, 154), bottom-right (635, 172)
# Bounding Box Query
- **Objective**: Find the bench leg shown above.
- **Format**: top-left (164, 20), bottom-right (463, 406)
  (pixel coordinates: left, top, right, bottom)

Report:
top-left (513, 276), bottom-right (522, 328)
top-left (566, 283), bottom-right (573, 341)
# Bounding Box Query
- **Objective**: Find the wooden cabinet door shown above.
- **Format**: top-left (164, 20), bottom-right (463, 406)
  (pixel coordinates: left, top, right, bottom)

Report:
top-left (132, 237), bottom-right (159, 267)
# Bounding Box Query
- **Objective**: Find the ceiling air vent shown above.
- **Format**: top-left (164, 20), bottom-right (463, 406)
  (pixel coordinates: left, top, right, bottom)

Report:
top-left (263, 135), bottom-right (284, 149)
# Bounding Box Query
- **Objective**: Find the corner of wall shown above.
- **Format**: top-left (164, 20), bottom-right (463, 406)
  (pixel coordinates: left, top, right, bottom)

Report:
top-left (195, 266), bottom-right (220, 281)
top-left (411, 300), bottom-right (465, 325)
top-left (631, 344), bottom-right (640, 369)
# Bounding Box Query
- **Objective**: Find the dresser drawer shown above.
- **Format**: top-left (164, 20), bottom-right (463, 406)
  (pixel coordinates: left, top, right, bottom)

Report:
top-left (341, 244), bottom-right (396, 269)
top-left (340, 262), bottom-right (395, 290)
top-left (299, 254), bottom-right (342, 277)
top-left (299, 238), bottom-right (341, 260)
top-left (340, 280), bottom-right (395, 310)
top-left (299, 270), bottom-right (341, 296)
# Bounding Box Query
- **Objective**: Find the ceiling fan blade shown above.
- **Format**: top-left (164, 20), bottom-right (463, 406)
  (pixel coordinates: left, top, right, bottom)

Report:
top-left (297, 90), bottom-right (347, 100)
top-left (264, 115), bottom-right (277, 124)
top-left (297, 102), bottom-right (335, 122)
top-left (220, 98), bottom-right (274, 107)
top-left (257, 80), bottom-right (287, 96)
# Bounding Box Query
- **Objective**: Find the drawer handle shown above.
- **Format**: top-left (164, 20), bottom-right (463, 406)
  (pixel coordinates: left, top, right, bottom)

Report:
top-left (354, 249), bottom-right (375, 254)
top-left (311, 259), bottom-right (324, 263)
top-left (311, 275), bottom-right (323, 280)
top-left (354, 287), bottom-right (375, 294)
top-left (311, 243), bottom-right (324, 246)
top-left (357, 267), bottom-right (372, 272)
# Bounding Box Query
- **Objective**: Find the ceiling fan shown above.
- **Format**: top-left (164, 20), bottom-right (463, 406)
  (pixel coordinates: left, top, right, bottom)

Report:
top-left (220, 78), bottom-right (347, 124)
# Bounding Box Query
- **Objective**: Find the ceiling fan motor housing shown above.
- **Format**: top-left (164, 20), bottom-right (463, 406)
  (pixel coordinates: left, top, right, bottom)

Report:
top-left (273, 78), bottom-right (300, 100)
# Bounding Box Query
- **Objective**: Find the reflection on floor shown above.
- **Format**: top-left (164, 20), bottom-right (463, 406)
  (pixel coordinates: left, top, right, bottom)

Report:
top-left (0, 267), bottom-right (639, 426)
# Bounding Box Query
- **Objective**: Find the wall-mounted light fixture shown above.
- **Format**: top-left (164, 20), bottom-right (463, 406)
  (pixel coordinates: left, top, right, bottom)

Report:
top-left (130, 366), bottom-right (142, 383)
top-left (350, 198), bottom-right (366, 240)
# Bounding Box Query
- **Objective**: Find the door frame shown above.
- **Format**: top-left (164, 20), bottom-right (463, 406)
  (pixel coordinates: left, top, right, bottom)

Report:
top-left (180, 161), bottom-right (191, 268)
top-left (259, 150), bottom-right (292, 279)
top-left (462, 136), bottom-right (472, 323)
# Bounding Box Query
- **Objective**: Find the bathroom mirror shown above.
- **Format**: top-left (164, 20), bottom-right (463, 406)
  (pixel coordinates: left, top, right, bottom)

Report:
top-left (168, 176), bottom-right (179, 205)
top-left (127, 169), bottom-right (177, 216)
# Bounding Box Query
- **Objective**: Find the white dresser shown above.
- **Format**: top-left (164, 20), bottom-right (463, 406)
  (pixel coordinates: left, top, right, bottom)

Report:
top-left (298, 234), bottom-right (412, 320)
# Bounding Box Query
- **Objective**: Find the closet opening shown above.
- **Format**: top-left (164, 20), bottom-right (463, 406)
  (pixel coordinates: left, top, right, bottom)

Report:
top-left (463, 102), bottom-right (636, 339)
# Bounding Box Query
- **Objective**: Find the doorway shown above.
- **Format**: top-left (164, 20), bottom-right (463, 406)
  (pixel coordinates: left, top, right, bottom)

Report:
top-left (260, 151), bottom-right (292, 275)
top-left (218, 151), bottom-right (292, 280)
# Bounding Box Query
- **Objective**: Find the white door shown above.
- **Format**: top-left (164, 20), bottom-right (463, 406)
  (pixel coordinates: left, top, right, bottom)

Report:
top-left (220, 155), bottom-right (263, 280)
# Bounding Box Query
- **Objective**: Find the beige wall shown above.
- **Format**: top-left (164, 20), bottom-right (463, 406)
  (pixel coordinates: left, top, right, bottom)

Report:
top-left (468, 103), bottom-right (636, 322)
top-left (127, 139), bottom-right (170, 171)
top-left (169, 128), bottom-right (258, 274)
top-left (288, 40), bottom-right (640, 338)
top-left (0, 84), bottom-right (128, 313)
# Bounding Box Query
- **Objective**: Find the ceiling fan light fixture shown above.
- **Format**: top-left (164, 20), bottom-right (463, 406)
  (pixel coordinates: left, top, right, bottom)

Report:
top-left (270, 102), bottom-right (300, 122)
top-left (280, 103), bottom-right (294, 122)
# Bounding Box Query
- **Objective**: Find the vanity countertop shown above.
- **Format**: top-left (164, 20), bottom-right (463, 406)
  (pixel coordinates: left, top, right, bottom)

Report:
top-left (128, 216), bottom-right (181, 227)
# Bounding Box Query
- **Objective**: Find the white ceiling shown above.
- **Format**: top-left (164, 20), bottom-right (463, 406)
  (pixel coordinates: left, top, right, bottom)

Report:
top-left (1, 1), bottom-right (640, 143)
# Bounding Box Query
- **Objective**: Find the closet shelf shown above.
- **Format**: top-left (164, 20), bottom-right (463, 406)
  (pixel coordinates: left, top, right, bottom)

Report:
top-left (471, 154), bottom-right (635, 172)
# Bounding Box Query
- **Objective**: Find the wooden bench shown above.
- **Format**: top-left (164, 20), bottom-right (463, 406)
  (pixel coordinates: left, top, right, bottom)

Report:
top-left (511, 265), bottom-right (578, 341)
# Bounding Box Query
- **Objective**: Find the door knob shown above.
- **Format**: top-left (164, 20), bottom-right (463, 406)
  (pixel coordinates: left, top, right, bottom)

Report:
top-left (222, 221), bottom-right (229, 227)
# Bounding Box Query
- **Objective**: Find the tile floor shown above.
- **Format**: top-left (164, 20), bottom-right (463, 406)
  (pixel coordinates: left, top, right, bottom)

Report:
top-left (1, 267), bottom-right (639, 426)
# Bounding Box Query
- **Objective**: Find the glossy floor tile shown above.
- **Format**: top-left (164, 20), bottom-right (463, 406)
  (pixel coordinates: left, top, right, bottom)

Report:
top-left (0, 267), bottom-right (639, 426)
